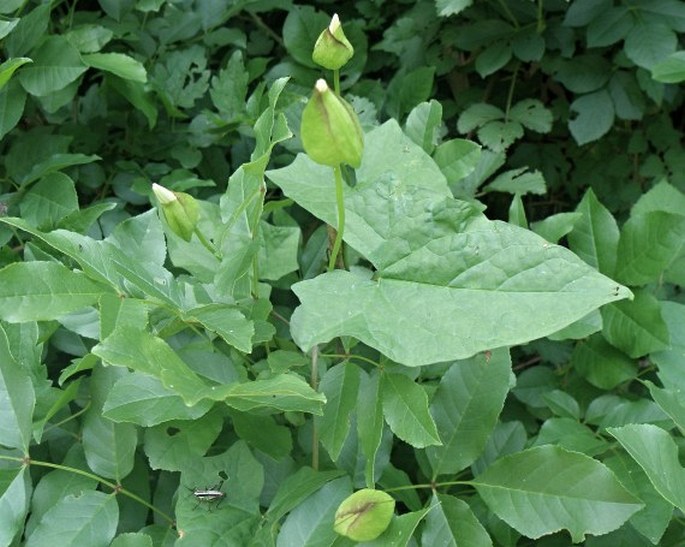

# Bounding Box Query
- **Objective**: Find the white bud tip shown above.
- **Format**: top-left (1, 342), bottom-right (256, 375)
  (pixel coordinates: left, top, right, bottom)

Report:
top-left (152, 183), bottom-right (177, 204)
top-left (315, 79), bottom-right (329, 93)
top-left (329, 13), bottom-right (340, 33)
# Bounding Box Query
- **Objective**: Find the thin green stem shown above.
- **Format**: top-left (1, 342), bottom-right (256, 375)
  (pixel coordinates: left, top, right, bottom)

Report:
top-left (537, 0), bottom-right (545, 33)
top-left (195, 229), bottom-right (218, 258)
top-left (320, 353), bottom-right (380, 368)
top-left (310, 345), bottom-right (320, 471)
top-left (327, 165), bottom-right (345, 272)
top-left (333, 69), bottom-right (341, 95)
top-left (504, 62), bottom-right (520, 122)
top-left (0, 455), bottom-right (176, 527)
top-left (248, 12), bottom-right (285, 47)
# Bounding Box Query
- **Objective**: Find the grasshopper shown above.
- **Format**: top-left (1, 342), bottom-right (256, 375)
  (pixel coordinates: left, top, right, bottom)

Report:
top-left (190, 480), bottom-right (226, 510)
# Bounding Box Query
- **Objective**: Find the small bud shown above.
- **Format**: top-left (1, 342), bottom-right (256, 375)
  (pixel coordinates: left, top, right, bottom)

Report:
top-left (300, 79), bottom-right (364, 168)
top-left (312, 13), bottom-right (354, 70)
top-left (334, 489), bottom-right (395, 542)
top-left (152, 183), bottom-right (199, 242)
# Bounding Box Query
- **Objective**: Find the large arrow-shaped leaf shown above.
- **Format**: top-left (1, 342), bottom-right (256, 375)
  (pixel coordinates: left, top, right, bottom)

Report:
top-left (267, 121), bottom-right (631, 366)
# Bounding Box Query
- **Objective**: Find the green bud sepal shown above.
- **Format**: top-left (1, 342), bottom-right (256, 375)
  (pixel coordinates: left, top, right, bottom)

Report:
top-left (300, 79), bottom-right (364, 168)
top-left (312, 13), bottom-right (354, 70)
top-left (151, 183), bottom-right (199, 242)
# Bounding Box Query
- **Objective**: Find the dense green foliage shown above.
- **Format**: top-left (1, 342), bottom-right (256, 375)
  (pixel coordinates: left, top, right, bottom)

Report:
top-left (1, 0), bottom-right (685, 545)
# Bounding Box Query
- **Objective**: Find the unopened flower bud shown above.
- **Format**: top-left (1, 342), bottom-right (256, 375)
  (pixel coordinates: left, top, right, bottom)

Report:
top-left (152, 183), bottom-right (199, 242)
top-left (300, 79), bottom-right (363, 168)
top-left (312, 13), bottom-right (354, 70)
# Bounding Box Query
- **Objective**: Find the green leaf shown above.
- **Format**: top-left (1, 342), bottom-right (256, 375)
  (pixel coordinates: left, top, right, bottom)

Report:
top-left (473, 445), bottom-right (643, 542)
top-left (5, 4), bottom-right (51, 57)
top-left (436, 0), bottom-right (473, 17)
top-left (222, 374), bottom-right (326, 415)
top-left (568, 188), bottom-right (619, 276)
top-left (0, 261), bottom-right (112, 322)
top-left (110, 533), bottom-right (153, 547)
top-left (457, 103), bottom-right (504, 133)
top-left (531, 212), bottom-right (582, 243)
top-left (3, 468), bottom-right (33, 544)
top-left (652, 302), bottom-right (685, 390)
top-left (652, 51), bottom-right (685, 83)
top-left (82, 408), bottom-right (136, 481)
top-left (609, 71), bottom-right (645, 121)
top-left (508, 193), bottom-right (528, 228)
top-left (645, 380), bottom-right (685, 434)
top-left (184, 304), bottom-right (254, 353)
top-left (563, 0), bottom-right (612, 26)
top-left (20, 172), bottom-right (79, 229)
top-left (555, 54), bottom-right (611, 93)
top-left (318, 362), bottom-right (361, 461)
top-left (533, 417), bottom-right (608, 456)
top-left (82, 52), bottom-right (147, 82)
top-left (264, 467), bottom-right (346, 525)
top-left (542, 390), bottom-right (581, 420)
top-left (422, 493), bottom-right (492, 546)
top-left (98, 0), bottom-right (135, 21)
top-left (512, 31), bottom-right (545, 62)
top-left (143, 413), bottom-right (223, 471)
top-left (363, 509), bottom-right (431, 547)
top-left (601, 289), bottom-right (669, 357)
top-left (282, 5), bottom-right (329, 68)
top-left (386, 66), bottom-right (436, 119)
top-left (508, 99), bottom-right (553, 133)
top-left (0, 57), bottom-right (32, 91)
top-left (230, 411), bottom-right (292, 459)
top-left (107, 76), bottom-right (157, 129)
top-left (174, 442), bottom-right (263, 543)
top-left (587, 395), bottom-right (669, 430)
top-left (24, 491), bottom-right (118, 546)
top-left (65, 24), bottom-right (114, 53)
top-left (604, 452), bottom-right (672, 545)
top-left (102, 372), bottom-right (213, 427)
top-left (92, 326), bottom-right (212, 406)
top-left (485, 167), bottom-right (546, 195)
top-left (382, 372), bottom-right (441, 448)
top-left (475, 41), bottom-right (512, 78)
top-left (0, 17), bottom-right (18, 40)
top-left (405, 100), bottom-right (443, 154)
top-left (357, 369), bottom-right (384, 487)
top-left (20, 153), bottom-right (100, 187)
top-left (209, 50), bottom-right (248, 117)
top-left (269, 121), bottom-right (630, 366)
top-left (471, 421), bottom-right (527, 475)
top-left (17, 35), bottom-right (87, 97)
top-left (477, 120), bottom-right (523, 151)
top-left (277, 476), bottom-right (352, 546)
top-left (571, 334), bottom-right (637, 389)
top-left (615, 211), bottom-right (685, 285)
top-left (427, 349), bottom-right (512, 477)
top-left (624, 22), bottom-right (677, 70)
top-left (548, 309), bottom-right (602, 341)
top-left (569, 90), bottom-right (615, 145)
top-left (586, 7), bottom-right (634, 47)
top-left (0, 80), bottom-right (26, 139)
top-left (632, 179), bottom-right (685, 217)
top-left (433, 139), bottom-right (481, 185)
top-left (0, 325), bottom-right (35, 452)
top-left (608, 423), bottom-right (685, 513)
top-left (258, 221), bottom-right (300, 281)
